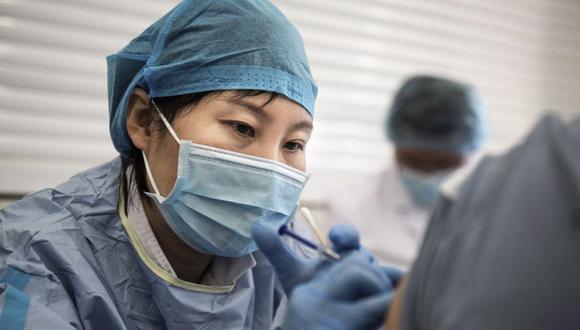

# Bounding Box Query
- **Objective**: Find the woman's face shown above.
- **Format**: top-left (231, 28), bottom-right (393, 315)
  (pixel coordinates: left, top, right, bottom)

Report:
top-left (127, 89), bottom-right (313, 196)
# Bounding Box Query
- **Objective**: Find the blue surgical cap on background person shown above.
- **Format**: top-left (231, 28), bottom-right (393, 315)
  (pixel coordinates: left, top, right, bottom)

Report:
top-left (386, 75), bottom-right (487, 154)
top-left (107, 0), bottom-right (318, 157)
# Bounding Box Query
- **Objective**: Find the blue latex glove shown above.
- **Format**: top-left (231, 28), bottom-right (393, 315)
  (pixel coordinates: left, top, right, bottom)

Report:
top-left (382, 265), bottom-right (405, 288)
top-left (252, 223), bottom-right (364, 295)
top-left (283, 252), bottom-right (396, 330)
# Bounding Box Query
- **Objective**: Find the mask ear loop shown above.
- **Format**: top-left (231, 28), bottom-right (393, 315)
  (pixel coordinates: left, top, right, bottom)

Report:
top-left (141, 96), bottom-right (181, 196)
top-left (149, 96), bottom-right (180, 144)
top-left (142, 150), bottom-right (162, 196)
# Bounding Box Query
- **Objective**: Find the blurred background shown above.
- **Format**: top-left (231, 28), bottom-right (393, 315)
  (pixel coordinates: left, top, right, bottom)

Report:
top-left (1, 0), bottom-right (580, 209)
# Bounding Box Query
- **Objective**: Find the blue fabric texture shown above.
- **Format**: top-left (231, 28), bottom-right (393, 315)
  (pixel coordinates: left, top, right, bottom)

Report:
top-left (0, 285), bottom-right (30, 330)
top-left (0, 159), bottom-right (306, 329)
top-left (0, 268), bottom-right (30, 292)
top-left (386, 75), bottom-right (487, 154)
top-left (0, 268), bottom-right (31, 330)
top-left (107, 0), bottom-right (318, 156)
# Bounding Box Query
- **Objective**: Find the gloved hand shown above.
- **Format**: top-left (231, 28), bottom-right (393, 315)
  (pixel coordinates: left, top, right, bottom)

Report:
top-left (252, 222), bottom-right (364, 295)
top-left (283, 252), bottom-right (396, 330)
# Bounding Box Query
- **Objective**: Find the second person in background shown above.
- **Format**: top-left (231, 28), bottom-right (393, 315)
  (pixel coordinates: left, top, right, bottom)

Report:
top-left (328, 75), bottom-right (488, 269)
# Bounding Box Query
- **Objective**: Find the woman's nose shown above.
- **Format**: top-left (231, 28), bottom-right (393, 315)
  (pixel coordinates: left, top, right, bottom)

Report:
top-left (249, 142), bottom-right (282, 163)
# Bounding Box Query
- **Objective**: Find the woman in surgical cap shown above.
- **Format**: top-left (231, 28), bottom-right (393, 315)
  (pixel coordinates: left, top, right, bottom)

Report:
top-left (0, 1), bottom-right (320, 328)
top-left (327, 75), bottom-right (487, 270)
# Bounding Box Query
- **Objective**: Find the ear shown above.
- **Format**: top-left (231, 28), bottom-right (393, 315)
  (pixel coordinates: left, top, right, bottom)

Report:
top-left (126, 88), bottom-right (153, 152)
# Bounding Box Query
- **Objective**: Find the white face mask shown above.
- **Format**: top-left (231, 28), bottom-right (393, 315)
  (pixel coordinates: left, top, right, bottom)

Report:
top-left (399, 167), bottom-right (453, 208)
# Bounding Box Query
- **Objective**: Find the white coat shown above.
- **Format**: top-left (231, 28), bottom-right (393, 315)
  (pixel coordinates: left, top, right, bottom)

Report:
top-left (326, 166), bottom-right (432, 270)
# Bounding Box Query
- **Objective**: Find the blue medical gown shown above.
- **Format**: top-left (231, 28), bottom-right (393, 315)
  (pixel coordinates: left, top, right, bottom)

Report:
top-left (0, 158), bottom-right (291, 329)
top-left (400, 115), bottom-right (580, 329)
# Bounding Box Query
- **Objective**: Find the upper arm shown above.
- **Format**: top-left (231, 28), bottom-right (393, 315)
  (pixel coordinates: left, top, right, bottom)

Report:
top-left (386, 277), bottom-right (408, 330)
top-left (385, 194), bottom-right (459, 330)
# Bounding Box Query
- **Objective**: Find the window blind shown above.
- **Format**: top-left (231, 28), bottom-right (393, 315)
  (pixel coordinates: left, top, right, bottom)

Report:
top-left (0, 0), bottom-right (579, 200)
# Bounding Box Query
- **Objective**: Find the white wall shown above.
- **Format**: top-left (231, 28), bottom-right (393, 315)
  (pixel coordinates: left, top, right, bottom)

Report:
top-left (1, 0), bottom-right (579, 205)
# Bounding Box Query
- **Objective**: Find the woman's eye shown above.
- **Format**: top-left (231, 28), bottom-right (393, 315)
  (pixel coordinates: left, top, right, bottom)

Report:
top-left (231, 122), bottom-right (255, 137)
top-left (284, 141), bottom-right (304, 151)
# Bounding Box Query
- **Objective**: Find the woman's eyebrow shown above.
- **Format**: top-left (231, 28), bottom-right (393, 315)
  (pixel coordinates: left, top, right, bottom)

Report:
top-left (225, 99), bottom-right (268, 118)
top-left (225, 98), bottom-right (312, 132)
top-left (290, 120), bottom-right (313, 132)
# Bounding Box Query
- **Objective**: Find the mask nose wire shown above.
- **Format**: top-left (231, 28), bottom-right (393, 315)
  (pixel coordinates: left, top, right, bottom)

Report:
top-left (141, 96), bottom-right (182, 197)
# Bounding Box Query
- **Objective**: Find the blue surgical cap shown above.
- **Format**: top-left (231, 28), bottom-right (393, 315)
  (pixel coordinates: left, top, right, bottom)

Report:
top-left (107, 0), bottom-right (318, 157)
top-left (386, 75), bottom-right (487, 155)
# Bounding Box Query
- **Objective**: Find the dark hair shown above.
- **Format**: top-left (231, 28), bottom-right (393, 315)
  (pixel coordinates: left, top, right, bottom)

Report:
top-left (121, 90), bottom-right (278, 208)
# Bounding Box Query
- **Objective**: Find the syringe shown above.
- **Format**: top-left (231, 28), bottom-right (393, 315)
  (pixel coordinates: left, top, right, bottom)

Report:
top-left (278, 224), bottom-right (340, 261)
